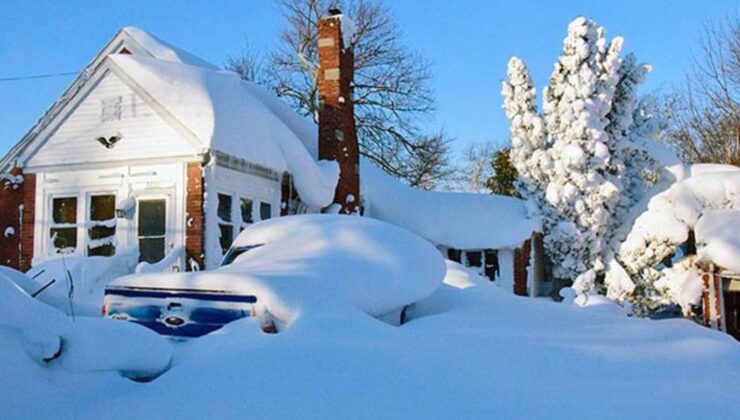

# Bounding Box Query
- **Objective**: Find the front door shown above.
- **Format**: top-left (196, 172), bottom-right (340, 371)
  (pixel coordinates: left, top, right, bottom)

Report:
top-left (137, 198), bottom-right (167, 263)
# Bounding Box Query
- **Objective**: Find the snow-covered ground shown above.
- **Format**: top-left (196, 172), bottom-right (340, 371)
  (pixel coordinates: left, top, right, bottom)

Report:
top-left (2, 255), bottom-right (738, 419)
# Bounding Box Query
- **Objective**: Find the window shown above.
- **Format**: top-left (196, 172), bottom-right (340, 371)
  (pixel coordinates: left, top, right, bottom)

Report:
top-left (260, 202), bottom-right (272, 221)
top-left (50, 197), bottom-right (77, 253)
top-left (447, 248), bottom-right (462, 263)
top-left (101, 96), bottom-right (122, 122)
top-left (138, 199), bottom-right (166, 263)
top-left (484, 249), bottom-right (499, 281)
top-left (466, 251), bottom-right (482, 267)
top-left (240, 198), bottom-right (254, 225)
top-left (218, 194), bottom-right (234, 254)
top-left (88, 194), bottom-right (116, 256)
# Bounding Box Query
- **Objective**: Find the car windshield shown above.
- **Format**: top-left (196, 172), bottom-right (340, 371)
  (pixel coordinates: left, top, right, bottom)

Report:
top-left (220, 243), bottom-right (265, 267)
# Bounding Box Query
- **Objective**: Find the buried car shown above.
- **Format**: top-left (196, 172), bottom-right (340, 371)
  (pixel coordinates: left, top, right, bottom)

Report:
top-left (104, 214), bottom-right (446, 338)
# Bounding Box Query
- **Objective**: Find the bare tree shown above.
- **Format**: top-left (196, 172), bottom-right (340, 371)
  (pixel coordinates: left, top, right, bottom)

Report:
top-left (665, 17), bottom-right (739, 165)
top-left (226, 0), bottom-right (453, 188)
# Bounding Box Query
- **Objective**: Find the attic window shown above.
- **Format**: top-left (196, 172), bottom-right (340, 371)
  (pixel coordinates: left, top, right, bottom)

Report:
top-left (119, 47), bottom-right (132, 55)
top-left (101, 96), bottom-right (122, 122)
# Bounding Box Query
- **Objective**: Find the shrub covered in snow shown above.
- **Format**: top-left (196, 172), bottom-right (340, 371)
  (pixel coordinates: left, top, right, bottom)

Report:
top-left (617, 168), bottom-right (740, 313)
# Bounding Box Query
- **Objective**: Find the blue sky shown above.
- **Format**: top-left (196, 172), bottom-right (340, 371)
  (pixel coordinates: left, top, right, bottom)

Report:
top-left (0, 0), bottom-right (737, 158)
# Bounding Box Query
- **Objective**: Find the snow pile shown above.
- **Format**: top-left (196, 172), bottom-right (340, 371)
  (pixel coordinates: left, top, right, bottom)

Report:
top-left (362, 160), bottom-right (539, 250)
top-left (113, 215), bottom-right (446, 322)
top-left (27, 250), bottom-right (138, 316)
top-left (108, 54), bottom-right (339, 209)
top-left (0, 274), bottom-right (172, 379)
top-left (121, 26), bottom-right (219, 70)
top-left (695, 209), bottom-right (740, 273)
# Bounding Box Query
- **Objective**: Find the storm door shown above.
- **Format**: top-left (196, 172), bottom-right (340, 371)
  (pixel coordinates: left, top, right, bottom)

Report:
top-left (137, 198), bottom-right (167, 263)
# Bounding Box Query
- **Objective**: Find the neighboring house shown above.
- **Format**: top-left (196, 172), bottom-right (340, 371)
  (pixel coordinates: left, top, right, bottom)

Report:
top-left (0, 12), bottom-right (544, 296)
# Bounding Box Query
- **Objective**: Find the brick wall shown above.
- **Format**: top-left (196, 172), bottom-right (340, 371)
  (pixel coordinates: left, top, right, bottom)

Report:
top-left (317, 13), bottom-right (360, 214)
top-left (0, 168), bottom-right (35, 271)
top-left (513, 238), bottom-right (532, 296)
top-left (185, 162), bottom-right (204, 271)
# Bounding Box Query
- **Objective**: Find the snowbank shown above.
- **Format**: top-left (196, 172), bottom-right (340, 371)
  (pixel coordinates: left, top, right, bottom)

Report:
top-left (3, 254), bottom-right (740, 419)
top-left (112, 215), bottom-right (446, 322)
top-left (27, 250), bottom-right (138, 316)
top-left (361, 160), bottom-right (540, 249)
top-left (107, 54), bottom-right (339, 209)
top-left (0, 275), bottom-right (172, 379)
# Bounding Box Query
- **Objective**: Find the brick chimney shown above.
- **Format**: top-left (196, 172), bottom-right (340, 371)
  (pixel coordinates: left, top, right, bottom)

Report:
top-left (317, 9), bottom-right (360, 214)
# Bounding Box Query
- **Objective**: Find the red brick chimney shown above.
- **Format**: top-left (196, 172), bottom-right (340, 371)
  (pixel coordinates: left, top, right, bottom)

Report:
top-left (317, 9), bottom-right (360, 214)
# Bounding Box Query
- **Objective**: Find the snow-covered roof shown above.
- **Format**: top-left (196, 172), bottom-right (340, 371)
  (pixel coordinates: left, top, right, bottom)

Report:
top-left (119, 26), bottom-right (219, 70)
top-left (361, 161), bottom-right (540, 250)
top-left (106, 53), bottom-right (338, 208)
top-left (695, 209), bottom-right (740, 273)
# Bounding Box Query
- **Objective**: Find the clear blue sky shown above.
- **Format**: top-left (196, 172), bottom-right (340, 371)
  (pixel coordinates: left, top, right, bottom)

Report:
top-left (1, 0), bottom-right (737, 158)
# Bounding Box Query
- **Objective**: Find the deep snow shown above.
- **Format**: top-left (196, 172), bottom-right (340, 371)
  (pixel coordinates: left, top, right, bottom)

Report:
top-left (2, 255), bottom-right (738, 419)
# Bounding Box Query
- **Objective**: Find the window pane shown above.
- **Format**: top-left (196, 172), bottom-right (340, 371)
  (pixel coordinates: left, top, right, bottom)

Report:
top-left (466, 251), bottom-right (482, 267)
top-left (90, 195), bottom-right (115, 221)
top-left (447, 248), bottom-right (461, 263)
top-left (89, 225), bottom-right (115, 240)
top-left (89, 244), bottom-right (115, 257)
top-left (484, 250), bottom-right (499, 281)
top-left (138, 200), bottom-right (165, 236)
top-left (139, 238), bottom-right (165, 263)
top-left (50, 228), bottom-right (77, 251)
top-left (218, 194), bottom-right (232, 222)
top-left (219, 224), bottom-right (233, 254)
top-left (240, 198), bottom-right (253, 224)
top-left (52, 197), bottom-right (77, 224)
top-left (260, 202), bottom-right (272, 221)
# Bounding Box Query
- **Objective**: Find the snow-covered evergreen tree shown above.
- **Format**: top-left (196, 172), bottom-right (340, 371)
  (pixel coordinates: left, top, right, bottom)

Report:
top-left (501, 57), bottom-right (547, 209)
top-left (502, 17), bottom-right (665, 298)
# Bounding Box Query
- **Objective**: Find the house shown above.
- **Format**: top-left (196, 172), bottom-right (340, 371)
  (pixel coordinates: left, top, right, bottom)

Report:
top-left (0, 11), bottom-right (544, 296)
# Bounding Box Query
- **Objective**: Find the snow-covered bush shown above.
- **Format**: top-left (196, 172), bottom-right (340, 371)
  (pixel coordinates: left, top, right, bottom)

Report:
top-left (502, 17), bottom-right (664, 297)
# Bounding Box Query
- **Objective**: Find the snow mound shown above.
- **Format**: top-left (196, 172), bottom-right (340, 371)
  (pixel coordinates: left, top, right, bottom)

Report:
top-left (27, 250), bottom-right (138, 316)
top-left (107, 54), bottom-right (339, 208)
top-left (361, 160), bottom-right (540, 249)
top-left (121, 26), bottom-right (219, 70)
top-left (0, 275), bottom-right (171, 379)
top-left (111, 215), bottom-right (446, 321)
top-left (695, 209), bottom-right (740, 273)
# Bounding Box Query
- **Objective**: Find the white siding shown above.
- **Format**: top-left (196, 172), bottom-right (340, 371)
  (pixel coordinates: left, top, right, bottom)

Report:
top-left (203, 165), bottom-right (282, 269)
top-left (27, 71), bottom-right (197, 169)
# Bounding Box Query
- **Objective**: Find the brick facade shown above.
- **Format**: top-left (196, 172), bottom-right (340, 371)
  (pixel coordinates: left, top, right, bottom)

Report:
top-left (0, 168), bottom-right (35, 271)
top-left (317, 13), bottom-right (360, 214)
top-left (513, 238), bottom-right (532, 296)
top-left (185, 162), bottom-right (204, 271)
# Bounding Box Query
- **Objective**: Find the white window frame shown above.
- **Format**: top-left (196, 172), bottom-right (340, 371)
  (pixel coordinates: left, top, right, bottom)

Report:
top-left (46, 193), bottom-right (83, 257)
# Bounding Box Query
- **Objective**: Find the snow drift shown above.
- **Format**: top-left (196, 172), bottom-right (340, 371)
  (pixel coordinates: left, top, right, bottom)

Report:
top-left (110, 214), bottom-right (446, 323)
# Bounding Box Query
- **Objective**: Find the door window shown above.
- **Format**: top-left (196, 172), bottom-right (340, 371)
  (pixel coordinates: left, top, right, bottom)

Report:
top-left (138, 199), bottom-right (166, 263)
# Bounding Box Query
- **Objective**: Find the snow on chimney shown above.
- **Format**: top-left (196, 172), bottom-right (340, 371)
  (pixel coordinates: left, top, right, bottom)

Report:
top-left (317, 9), bottom-right (360, 214)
